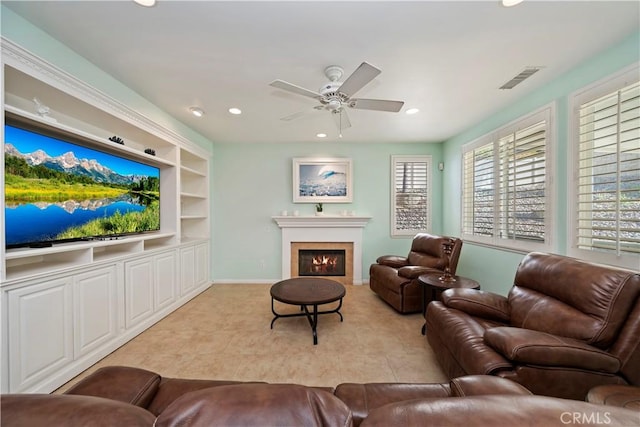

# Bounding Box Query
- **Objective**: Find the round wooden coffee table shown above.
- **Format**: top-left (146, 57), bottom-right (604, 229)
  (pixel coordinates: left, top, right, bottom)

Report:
top-left (270, 277), bottom-right (345, 345)
top-left (418, 273), bottom-right (480, 335)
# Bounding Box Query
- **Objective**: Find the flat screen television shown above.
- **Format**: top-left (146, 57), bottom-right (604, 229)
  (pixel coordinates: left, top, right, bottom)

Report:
top-left (4, 119), bottom-right (160, 249)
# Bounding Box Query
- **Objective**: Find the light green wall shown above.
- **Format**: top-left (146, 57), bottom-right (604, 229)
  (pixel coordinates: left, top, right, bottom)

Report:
top-left (212, 141), bottom-right (442, 282)
top-left (441, 31), bottom-right (640, 295)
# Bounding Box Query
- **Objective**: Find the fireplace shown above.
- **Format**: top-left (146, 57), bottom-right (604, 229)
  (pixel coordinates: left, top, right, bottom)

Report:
top-left (290, 242), bottom-right (354, 285)
top-left (273, 215), bottom-right (371, 285)
top-left (298, 249), bottom-right (346, 277)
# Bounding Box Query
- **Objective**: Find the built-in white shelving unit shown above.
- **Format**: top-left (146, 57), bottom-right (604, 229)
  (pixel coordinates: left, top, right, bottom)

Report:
top-left (0, 38), bottom-right (212, 393)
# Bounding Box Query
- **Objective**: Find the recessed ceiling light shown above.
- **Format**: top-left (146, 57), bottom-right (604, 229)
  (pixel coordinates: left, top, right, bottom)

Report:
top-left (134, 0), bottom-right (156, 7)
top-left (189, 107), bottom-right (204, 118)
top-left (228, 108), bottom-right (242, 115)
top-left (316, 133), bottom-right (327, 138)
top-left (502, 0), bottom-right (524, 7)
top-left (406, 108), bottom-right (420, 115)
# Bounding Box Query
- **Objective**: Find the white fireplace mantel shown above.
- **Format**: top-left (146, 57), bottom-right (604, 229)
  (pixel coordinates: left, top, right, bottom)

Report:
top-left (273, 215), bottom-right (371, 285)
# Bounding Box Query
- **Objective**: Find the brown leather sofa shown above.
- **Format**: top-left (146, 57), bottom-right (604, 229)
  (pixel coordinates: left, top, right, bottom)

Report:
top-left (369, 233), bottom-right (462, 313)
top-left (0, 365), bottom-right (585, 426)
top-left (3, 366), bottom-right (638, 426)
top-left (426, 252), bottom-right (640, 401)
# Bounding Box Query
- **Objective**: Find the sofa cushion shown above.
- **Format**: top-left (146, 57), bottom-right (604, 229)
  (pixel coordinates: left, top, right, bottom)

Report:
top-left (484, 327), bottom-right (621, 373)
top-left (155, 383), bottom-right (353, 427)
top-left (509, 252), bottom-right (640, 348)
top-left (1, 393), bottom-right (155, 427)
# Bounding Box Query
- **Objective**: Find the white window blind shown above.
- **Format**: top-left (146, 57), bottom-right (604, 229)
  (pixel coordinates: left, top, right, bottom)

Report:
top-left (575, 80), bottom-right (640, 260)
top-left (391, 155), bottom-right (431, 236)
top-left (462, 106), bottom-right (552, 251)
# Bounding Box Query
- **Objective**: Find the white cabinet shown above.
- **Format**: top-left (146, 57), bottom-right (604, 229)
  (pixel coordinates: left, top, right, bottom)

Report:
top-left (195, 242), bottom-right (210, 288)
top-left (7, 278), bottom-right (74, 392)
top-left (155, 250), bottom-right (177, 311)
top-left (125, 258), bottom-right (155, 328)
top-left (180, 246), bottom-right (196, 296)
top-left (125, 250), bottom-right (177, 328)
top-left (73, 266), bottom-right (118, 358)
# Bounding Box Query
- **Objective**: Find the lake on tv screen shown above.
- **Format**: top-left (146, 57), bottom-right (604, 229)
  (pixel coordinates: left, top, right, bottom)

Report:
top-left (4, 125), bottom-right (160, 247)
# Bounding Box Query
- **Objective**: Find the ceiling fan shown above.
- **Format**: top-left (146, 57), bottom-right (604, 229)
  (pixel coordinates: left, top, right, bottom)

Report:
top-left (269, 62), bottom-right (404, 136)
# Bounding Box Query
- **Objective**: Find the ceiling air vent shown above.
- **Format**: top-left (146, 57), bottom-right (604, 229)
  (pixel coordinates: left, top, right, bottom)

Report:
top-left (499, 67), bottom-right (543, 90)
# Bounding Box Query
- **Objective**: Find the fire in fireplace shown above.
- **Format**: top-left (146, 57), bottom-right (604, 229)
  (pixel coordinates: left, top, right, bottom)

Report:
top-left (298, 249), bottom-right (346, 277)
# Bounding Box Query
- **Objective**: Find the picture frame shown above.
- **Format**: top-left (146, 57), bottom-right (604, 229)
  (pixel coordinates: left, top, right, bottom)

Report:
top-left (293, 157), bottom-right (353, 203)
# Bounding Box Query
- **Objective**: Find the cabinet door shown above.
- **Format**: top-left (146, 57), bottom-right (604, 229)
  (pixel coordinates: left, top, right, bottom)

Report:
top-left (124, 258), bottom-right (154, 328)
top-left (155, 251), bottom-right (177, 311)
top-left (73, 266), bottom-right (118, 358)
top-left (194, 242), bottom-right (209, 287)
top-left (8, 278), bottom-right (73, 392)
top-left (180, 246), bottom-right (196, 296)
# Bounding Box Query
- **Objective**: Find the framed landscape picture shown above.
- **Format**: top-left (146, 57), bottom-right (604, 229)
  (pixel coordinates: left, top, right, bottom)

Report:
top-left (293, 157), bottom-right (353, 203)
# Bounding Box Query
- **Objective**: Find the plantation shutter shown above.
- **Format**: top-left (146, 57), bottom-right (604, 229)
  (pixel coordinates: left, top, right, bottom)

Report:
top-left (576, 81), bottom-right (640, 256)
top-left (461, 106), bottom-right (551, 251)
top-left (392, 156), bottom-right (431, 236)
top-left (498, 121), bottom-right (547, 242)
top-left (462, 141), bottom-right (494, 237)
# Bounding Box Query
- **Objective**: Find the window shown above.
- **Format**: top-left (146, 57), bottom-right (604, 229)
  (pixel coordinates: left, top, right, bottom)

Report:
top-left (569, 66), bottom-right (640, 270)
top-left (461, 105), bottom-right (553, 251)
top-left (391, 155), bottom-right (432, 236)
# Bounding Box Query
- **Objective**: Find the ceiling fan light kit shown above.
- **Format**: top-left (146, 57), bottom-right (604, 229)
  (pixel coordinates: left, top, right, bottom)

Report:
top-left (269, 61), bottom-right (405, 135)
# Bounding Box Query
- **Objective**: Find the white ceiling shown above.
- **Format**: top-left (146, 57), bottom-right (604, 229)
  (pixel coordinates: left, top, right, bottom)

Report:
top-left (4, 1), bottom-right (639, 145)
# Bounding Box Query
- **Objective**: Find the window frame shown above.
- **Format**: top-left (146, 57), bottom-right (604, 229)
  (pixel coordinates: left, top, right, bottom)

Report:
top-left (390, 155), bottom-right (433, 237)
top-left (460, 103), bottom-right (555, 253)
top-left (568, 64), bottom-right (640, 270)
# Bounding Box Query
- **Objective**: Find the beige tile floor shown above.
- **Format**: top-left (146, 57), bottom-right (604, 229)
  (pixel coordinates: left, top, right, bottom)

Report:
top-left (56, 283), bottom-right (447, 393)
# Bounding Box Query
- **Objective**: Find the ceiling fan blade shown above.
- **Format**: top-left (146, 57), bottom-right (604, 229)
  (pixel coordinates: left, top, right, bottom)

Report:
top-left (337, 62), bottom-right (381, 97)
top-left (269, 80), bottom-right (322, 100)
top-left (280, 107), bottom-right (322, 121)
top-left (349, 98), bottom-right (404, 113)
top-left (332, 109), bottom-right (352, 131)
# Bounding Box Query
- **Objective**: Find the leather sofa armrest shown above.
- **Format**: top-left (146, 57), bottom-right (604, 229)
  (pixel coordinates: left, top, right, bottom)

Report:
top-left (1, 394), bottom-right (156, 426)
top-left (441, 288), bottom-right (510, 323)
top-left (484, 327), bottom-right (621, 373)
top-left (449, 375), bottom-right (532, 396)
top-left (64, 366), bottom-right (161, 409)
top-left (398, 265), bottom-right (440, 279)
top-left (376, 255), bottom-right (408, 268)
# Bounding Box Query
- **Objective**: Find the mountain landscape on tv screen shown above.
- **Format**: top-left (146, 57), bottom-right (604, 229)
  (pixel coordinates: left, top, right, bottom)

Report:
top-left (4, 128), bottom-right (160, 248)
top-left (5, 143), bottom-right (148, 186)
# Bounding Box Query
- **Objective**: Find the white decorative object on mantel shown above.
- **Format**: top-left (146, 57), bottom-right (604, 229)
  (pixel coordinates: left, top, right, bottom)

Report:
top-left (273, 215), bottom-right (371, 285)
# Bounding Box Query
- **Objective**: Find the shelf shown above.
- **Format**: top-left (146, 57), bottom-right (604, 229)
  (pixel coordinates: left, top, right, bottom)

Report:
top-left (92, 240), bottom-right (144, 262)
top-left (5, 107), bottom-right (176, 168)
top-left (3, 233), bottom-right (177, 283)
top-left (180, 149), bottom-right (208, 176)
top-left (180, 192), bottom-right (207, 199)
top-left (5, 248), bottom-right (92, 282)
top-left (180, 165), bottom-right (207, 177)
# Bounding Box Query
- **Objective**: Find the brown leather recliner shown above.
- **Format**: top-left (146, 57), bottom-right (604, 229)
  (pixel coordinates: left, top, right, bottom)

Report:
top-left (426, 252), bottom-right (640, 400)
top-left (369, 233), bottom-right (462, 313)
